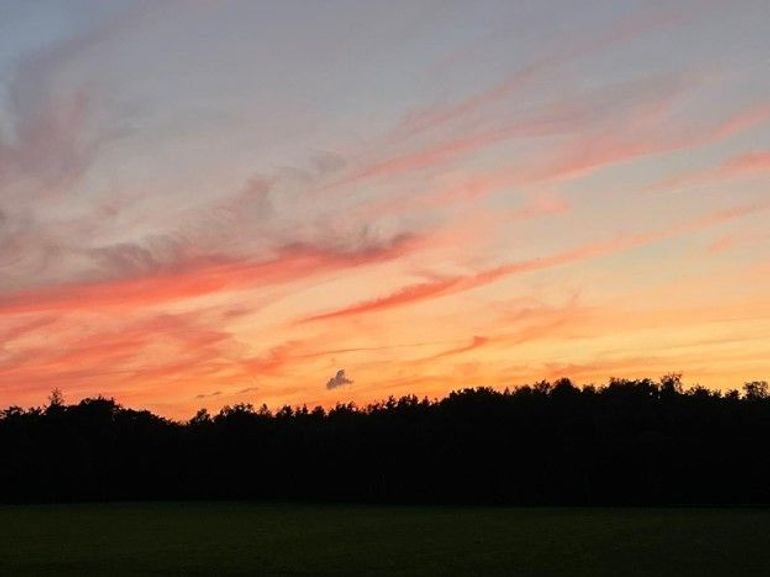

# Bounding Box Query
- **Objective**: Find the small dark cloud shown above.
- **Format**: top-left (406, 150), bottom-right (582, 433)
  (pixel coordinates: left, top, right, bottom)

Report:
top-left (195, 391), bottom-right (221, 399)
top-left (238, 386), bottom-right (259, 394)
top-left (326, 369), bottom-right (353, 390)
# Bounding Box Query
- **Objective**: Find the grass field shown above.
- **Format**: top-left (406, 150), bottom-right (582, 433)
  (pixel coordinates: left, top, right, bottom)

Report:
top-left (0, 503), bottom-right (768, 576)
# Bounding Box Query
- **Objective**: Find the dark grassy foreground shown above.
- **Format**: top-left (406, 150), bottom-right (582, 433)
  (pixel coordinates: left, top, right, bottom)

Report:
top-left (0, 503), bottom-right (768, 576)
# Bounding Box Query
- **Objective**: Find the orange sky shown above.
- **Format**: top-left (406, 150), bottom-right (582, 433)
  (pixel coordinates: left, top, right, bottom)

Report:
top-left (1, 1), bottom-right (769, 419)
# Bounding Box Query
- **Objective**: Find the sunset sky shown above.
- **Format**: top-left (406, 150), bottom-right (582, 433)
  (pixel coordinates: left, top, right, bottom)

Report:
top-left (1, 1), bottom-right (769, 418)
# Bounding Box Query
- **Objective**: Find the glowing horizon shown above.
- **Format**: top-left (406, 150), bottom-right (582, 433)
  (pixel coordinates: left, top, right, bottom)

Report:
top-left (1, 1), bottom-right (769, 418)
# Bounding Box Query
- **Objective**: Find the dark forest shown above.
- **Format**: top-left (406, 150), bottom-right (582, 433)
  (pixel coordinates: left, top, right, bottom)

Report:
top-left (2, 375), bottom-right (769, 505)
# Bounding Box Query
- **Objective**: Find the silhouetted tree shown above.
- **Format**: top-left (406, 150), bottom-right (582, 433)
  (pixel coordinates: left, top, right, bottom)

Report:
top-left (743, 380), bottom-right (769, 400)
top-left (47, 388), bottom-right (65, 410)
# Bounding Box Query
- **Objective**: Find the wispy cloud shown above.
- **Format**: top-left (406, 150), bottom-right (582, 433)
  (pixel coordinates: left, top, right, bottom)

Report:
top-left (645, 149), bottom-right (770, 194)
top-left (423, 336), bottom-right (489, 361)
top-left (0, 237), bottom-right (418, 316)
top-left (393, 5), bottom-right (688, 139)
top-left (303, 203), bottom-right (768, 322)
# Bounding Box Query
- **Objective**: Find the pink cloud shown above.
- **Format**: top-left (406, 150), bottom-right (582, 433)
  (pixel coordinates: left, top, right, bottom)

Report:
top-left (302, 203), bottom-right (769, 322)
top-left (517, 103), bottom-right (770, 187)
top-left (0, 238), bottom-right (419, 317)
top-left (394, 6), bottom-right (687, 139)
top-left (422, 336), bottom-right (489, 361)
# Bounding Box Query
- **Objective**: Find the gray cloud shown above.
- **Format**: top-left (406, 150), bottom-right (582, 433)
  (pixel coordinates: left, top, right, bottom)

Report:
top-left (0, 10), bottom-right (140, 294)
top-left (1, 9), bottom-right (135, 192)
top-left (0, 9), bottom-right (423, 299)
top-left (325, 369), bottom-right (353, 390)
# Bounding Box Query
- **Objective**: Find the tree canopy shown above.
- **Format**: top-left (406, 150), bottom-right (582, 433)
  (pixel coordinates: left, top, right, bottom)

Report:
top-left (1, 375), bottom-right (769, 504)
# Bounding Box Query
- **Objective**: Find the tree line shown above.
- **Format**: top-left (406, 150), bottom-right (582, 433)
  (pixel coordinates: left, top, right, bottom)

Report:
top-left (1, 375), bottom-right (769, 504)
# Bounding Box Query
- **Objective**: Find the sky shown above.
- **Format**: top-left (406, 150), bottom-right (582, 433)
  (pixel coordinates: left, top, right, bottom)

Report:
top-left (0, 0), bottom-right (769, 418)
